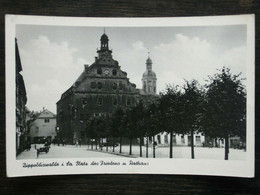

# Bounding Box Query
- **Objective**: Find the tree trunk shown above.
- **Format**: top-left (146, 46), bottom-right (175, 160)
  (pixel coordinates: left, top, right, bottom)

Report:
top-left (91, 140), bottom-right (93, 150)
top-left (112, 137), bottom-right (115, 152)
top-left (225, 134), bottom-right (229, 160)
top-left (191, 129), bottom-right (195, 159)
top-left (106, 138), bottom-right (108, 151)
top-left (95, 139), bottom-right (97, 150)
top-left (153, 135), bottom-right (155, 158)
top-left (139, 137), bottom-right (143, 157)
top-left (100, 138), bottom-right (103, 151)
top-left (170, 131), bottom-right (173, 158)
top-left (119, 137), bottom-right (122, 153)
top-left (129, 138), bottom-right (132, 155)
top-left (146, 136), bottom-right (149, 158)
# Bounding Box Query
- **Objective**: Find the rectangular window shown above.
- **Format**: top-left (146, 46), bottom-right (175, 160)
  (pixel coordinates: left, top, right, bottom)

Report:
top-left (97, 97), bottom-right (103, 105)
top-left (157, 135), bottom-right (161, 144)
top-left (113, 97), bottom-right (118, 105)
top-left (164, 134), bottom-right (168, 144)
top-left (181, 135), bottom-right (185, 144)
top-left (196, 136), bottom-right (201, 144)
top-left (126, 98), bottom-right (131, 106)
top-left (82, 98), bottom-right (88, 105)
top-left (173, 135), bottom-right (177, 144)
top-left (44, 119), bottom-right (49, 123)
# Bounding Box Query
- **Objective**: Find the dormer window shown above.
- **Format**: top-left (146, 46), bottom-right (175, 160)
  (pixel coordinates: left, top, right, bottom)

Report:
top-left (97, 68), bottom-right (102, 75)
top-left (112, 69), bottom-right (117, 75)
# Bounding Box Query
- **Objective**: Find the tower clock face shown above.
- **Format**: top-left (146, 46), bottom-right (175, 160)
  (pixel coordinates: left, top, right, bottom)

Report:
top-left (105, 69), bottom-right (110, 75)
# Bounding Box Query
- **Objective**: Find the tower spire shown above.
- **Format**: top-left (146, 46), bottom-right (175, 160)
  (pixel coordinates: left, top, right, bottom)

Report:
top-left (100, 31), bottom-right (109, 50)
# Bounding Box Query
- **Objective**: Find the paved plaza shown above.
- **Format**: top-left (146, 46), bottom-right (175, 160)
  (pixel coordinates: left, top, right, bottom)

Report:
top-left (17, 144), bottom-right (246, 160)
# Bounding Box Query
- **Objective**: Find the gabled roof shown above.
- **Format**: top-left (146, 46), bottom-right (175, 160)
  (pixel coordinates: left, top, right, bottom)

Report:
top-left (15, 38), bottom-right (22, 73)
top-left (38, 109), bottom-right (56, 119)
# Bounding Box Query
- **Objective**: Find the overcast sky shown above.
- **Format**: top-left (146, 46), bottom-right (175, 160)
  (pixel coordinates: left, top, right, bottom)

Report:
top-left (16, 24), bottom-right (247, 114)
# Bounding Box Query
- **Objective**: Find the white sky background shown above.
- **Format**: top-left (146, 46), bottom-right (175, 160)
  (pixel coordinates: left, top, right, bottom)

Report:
top-left (16, 25), bottom-right (247, 114)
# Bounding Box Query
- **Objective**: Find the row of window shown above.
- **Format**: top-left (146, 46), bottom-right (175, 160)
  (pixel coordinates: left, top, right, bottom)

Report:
top-left (83, 97), bottom-right (131, 106)
top-left (163, 135), bottom-right (202, 144)
top-left (90, 82), bottom-right (124, 90)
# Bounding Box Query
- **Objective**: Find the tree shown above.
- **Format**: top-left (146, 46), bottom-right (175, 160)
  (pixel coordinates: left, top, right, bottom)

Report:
top-left (131, 101), bottom-right (146, 157)
top-left (203, 67), bottom-right (246, 160)
top-left (125, 103), bottom-right (145, 156)
top-left (85, 117), bottom-right (99, 150)
top-left (182, 80), bottom-right (204, 159)
top-left (110, 107), bottom-right (125, 153)
top-left (145, 102), bottom-right (161, 158)
top-left (97, 116), bottom-right (109, 151)
top-left (158, 85), bottom-right (185, 158)
top-left (139, 96), bottom-right (160, 158)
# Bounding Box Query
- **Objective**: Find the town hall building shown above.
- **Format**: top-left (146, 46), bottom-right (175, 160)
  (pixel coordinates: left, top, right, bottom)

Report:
top-left (56, 33), bottom-right (140, 144)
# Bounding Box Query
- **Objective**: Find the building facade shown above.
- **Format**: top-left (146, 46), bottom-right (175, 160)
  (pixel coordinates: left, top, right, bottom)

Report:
top-left (16, 38), bottom-right (28, 155)
top-left (148, 132), bottom-right (205, 147)
top-left (29, 108), bottom-right (56, 143)
top-left (56, 33), bottom-right (140, 144)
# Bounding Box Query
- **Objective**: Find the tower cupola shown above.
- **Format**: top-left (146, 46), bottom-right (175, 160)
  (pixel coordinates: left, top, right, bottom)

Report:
top-left (142, 56), bottom-right (157, 95)
top-left (100, 33), bottom-right (109, 50)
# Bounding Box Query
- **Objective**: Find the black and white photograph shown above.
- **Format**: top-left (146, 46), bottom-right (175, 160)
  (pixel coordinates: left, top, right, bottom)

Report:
top-left (6, 14), bottom-right (255, 177)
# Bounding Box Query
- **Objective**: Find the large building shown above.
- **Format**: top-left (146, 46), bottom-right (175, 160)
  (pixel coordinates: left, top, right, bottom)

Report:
top-left (56, 33), bottom-right (140, 144)
top-left (16, 38), bottom-right (28, 155)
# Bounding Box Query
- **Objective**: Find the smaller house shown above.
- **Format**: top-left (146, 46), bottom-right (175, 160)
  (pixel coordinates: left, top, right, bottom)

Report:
top-left (144, 132), bottom-right (205, 147)
top-left (29, 108), bottom-right (56, 143)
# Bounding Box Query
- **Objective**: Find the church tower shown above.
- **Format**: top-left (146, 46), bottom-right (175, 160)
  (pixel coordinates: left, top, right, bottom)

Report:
top-left (142, 56), bottom-right (157, 95)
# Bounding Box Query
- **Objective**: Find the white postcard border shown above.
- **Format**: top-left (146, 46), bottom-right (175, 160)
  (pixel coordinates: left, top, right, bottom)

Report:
top-left (5, 14), bottom-right (255, 177)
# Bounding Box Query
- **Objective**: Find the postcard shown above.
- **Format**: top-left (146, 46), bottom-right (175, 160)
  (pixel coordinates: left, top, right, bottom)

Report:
top-left (6, 14), bottom-right (255, 177)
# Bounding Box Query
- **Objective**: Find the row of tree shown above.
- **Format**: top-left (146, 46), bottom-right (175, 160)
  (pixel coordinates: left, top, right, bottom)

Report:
top-left (85, 67), bottom-right (246, 160)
